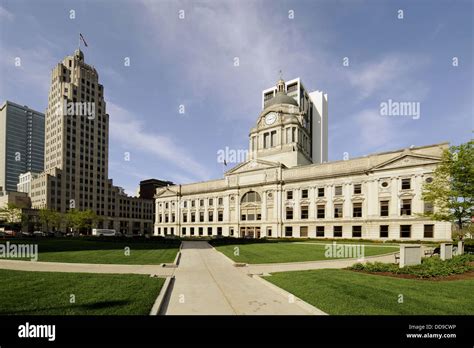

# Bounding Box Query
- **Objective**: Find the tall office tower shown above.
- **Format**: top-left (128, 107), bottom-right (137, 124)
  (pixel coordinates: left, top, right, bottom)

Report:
top-left (31, 49), bottom-right (153, 234)
top-left (0, 101), bottom-right (44, 193)
top-left (261, 77), bottom-right (328, 165)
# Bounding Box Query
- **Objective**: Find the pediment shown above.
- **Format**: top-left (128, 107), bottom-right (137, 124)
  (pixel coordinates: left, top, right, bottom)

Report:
top-left (372, 153), bottom-right (440, 171)
top-left (225, 159), bottom-right (285, 175)
top-left (154, 186), bottom-right (179, 198)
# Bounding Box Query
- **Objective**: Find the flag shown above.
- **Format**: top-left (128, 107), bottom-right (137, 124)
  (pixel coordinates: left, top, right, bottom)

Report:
top-left (223, 159), bottom-right (227, 166)
top-left (79, 33), bottom-right (88, 47)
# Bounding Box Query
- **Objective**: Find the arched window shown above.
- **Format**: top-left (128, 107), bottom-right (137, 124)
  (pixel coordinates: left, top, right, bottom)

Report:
top-left (241, 191), bottom-right (261, 203)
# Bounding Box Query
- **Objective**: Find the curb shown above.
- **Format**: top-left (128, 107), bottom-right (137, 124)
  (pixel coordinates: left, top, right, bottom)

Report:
top-left (161, 241), bottom-right (183, 268)
top-left (252, 274), bottom-right (328, 316)
top-left (149, 275), bottom-right (174, 315)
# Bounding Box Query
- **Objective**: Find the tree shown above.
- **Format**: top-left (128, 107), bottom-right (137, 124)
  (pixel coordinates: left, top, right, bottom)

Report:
top-left (65, 209), bottom-right (100, 235)
top-left (422, 140), bottom-right (474, 231)
top-left (0, 203), bottom-right (23, 230)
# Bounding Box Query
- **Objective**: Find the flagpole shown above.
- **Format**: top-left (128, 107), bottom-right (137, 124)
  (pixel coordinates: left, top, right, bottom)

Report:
top-left (78, 33), bottom-right (81, 49)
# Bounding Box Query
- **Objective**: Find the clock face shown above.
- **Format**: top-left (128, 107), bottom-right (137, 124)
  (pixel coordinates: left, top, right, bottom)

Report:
top-left (265, 112), bottom-right (277, 125)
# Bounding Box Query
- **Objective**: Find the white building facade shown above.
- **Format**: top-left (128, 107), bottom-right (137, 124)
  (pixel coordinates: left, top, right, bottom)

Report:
top-left (154, 79), bottom-right (451, 241)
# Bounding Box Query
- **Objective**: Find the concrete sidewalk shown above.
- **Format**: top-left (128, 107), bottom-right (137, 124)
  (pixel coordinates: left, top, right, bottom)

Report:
top-left (0, 259), bottom-right (175, 276)
top-left (163, 241), bottom-right (320, 315)
top-left (244, 252), bottom-right (397, 275)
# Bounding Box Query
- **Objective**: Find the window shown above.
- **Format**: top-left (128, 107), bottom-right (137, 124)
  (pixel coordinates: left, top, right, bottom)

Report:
top-left (208, 211), bottom-right (214, 222)
top-left (287, 191), bottom-right (293, 200)
top-left (334, 204), bottom-right (343, 218)
top-left (354, 184), bottom-right (362, 194)
top-left (181, 227), bottom-right (186, 236)
top-left (218, 197), bottom-right (223, 205)
top-left (318, 188), bottom-right (325, 197)
top-left (241, 191), bottom-right (261, 203)
top-left (200, 199), bottom-right (204, 207)
top-left (230, 228), bottom-right (234, 236)
top-left (300, 226), bottom-right (308, 237)
top-left (285, 226), bottom-right (293, 237)
top-left (381, 181), bottom-right (389, 188)
top-left (190, 227), bottom-right (195, 236)
top-left (264, 133), bottom-right (270, 148)
top-left (400, 225), bottom-right (411, 238)
top-left (401, 178), bottom-right (411, 190)
top-left (352, 226), bottom-right (362, 238)
top-left (199, 212), bottom-right (204, 222)
top-left (301, 189), bottom-right (308, 199)
top-left (241, 214), bottom-right (247, 221)
top-left (271, 131), bottom-right (277, 147)
top-left (266, 227), bottom-right (272, 237)
top-left (424, 224), bottom-right (434, 238)
top-left (425, 177), bottom-right (433, 183)
top-left (218, 211), bottom-right (223, 222)
top-left (191, 200), bottom-right (195, 207)
top-left (380, 225), bottom-right (389, 238)
top-left (316, 226), bottom-right (324, 237)
top-left (191, 212), bottom-right (195, 222)
top-left (424, 202), bottom-right (434, 214)
top-left (286, 207), bottom-right (293, 220)
top-left (209, 198), bottom-right (213, 206)
top-left (335, 186), bottom-right (342, 196)
top-left (301, 206), bottom-right (309, 219)
top-left (207, 227), bottom-right (212, 236)
top-left (401, 199), bottom-right (412, 216)
top-left (198, 227), bottom-right (203, 236)
top-left (380, 201), bottom-right (389, 217)
top-left (217, 227), bottom-right (222, 236)
top-left (353, 202), bottom-right (362, 217)
top-left (333, 226), bottom-right (343, 237)
top-left (317, 205), bottom-right (325, 219)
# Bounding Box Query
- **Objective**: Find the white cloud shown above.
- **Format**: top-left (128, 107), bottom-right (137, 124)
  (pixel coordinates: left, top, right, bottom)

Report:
top-left (107, 101), bottom-right (212, 181)
top-left (347, 54), bottom-right (430, 101)
top-left (0, 6), bottom-right (14, 21)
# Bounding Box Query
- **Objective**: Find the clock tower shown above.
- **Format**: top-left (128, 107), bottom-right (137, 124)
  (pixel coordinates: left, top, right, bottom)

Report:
top-left (248, 78), bottom-right (313, 168)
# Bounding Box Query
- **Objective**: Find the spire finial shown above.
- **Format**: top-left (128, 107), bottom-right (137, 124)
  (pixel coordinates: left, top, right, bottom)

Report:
top-left (279, 69), bottom-right (283, 80)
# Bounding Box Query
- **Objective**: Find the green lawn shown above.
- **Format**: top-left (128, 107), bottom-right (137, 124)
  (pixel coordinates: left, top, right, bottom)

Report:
top-left (265, 269), bottom-right (474, 315)
top-left (0, 269), bottom-right (164, 315)
top-left (0, 239), bottom-right (180, 264)
top-left (215, 242), bottom-right (398, 264)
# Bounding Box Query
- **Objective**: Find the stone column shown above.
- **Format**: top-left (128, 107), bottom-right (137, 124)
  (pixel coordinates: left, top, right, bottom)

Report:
top-left (440, 243), bottom-right (453, 260)
top-left (399, 244), bottom-right (421, 268)
top-left (457, 241), bottom-right (464, 255)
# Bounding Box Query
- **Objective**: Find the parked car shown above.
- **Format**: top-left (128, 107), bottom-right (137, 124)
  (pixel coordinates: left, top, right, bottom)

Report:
top-left (92, 229), bottom-right (117, 237)
top-left (21, 231), bottom-right (32, 237)
top-left (33, 231), bottom-right (46, 237)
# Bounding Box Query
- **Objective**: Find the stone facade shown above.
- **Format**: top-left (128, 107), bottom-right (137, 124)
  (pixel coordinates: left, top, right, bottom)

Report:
top-left (154, 78), bottom-right (451, 241)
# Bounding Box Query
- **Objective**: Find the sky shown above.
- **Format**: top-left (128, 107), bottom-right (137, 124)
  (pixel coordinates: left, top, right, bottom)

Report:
top-left (0, 0), bottom-right (472, 195)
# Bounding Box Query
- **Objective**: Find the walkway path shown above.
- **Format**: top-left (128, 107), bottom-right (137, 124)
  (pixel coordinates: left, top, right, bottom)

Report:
top-left (0, 259), bottom-right (175, 276)
top-left (163, 241), bottom-right (320, 315)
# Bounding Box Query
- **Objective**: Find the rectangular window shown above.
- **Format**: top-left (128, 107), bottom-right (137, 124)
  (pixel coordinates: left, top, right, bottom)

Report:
top-left (287, 191), bottom-right (293, 200)
top-left (354, 184), bottom-right (362, 194)
top-left (300, 226), bottom-right (308, 237)
top-left (335, 186), bottom-right (342, 196)
top-left (318, 188), bottom-right (325, 197)
top-left (218, 211), bottom-right (223, 222)
top-left (181, 227), bottom-right (186, 236)
top-left (218, 198), bottom-right (223, 205)
top-left (301, 189), bottom-right (308, 199)
top-left (200, 199), bottom-right (204, 207)
top-left (334, 204), bottom-right (343, 218)
top-left (190, 227), bottom-right (195, 236)
top-left (380, 201), bottom-right (389, 217)
top-left (183, 201), bottom-right (187, 208)
top-left (191, 200), bottom-right (195, 207)
top-left (401, 199), bottom-right (412, 216)
top-left (191, 213), bottom-right (195, 222)
top-left (401, 178), bottom-right (411, 190)
top-left (301, 206), bottom-right (309, 219)
top-left (267, 227), bottom-right (272, 237)
top-left (286, 207), bottom-right (293, 220)
top-left (241, 214), bottom-right (247, 221)
top-left (230, 228), bottom-right (234, 236)
top-left (199, 227), bottom-right (203, 236)
top-left (271, 131), bottom-right (277, 147)
top-left (353, 203), bottom-right (362, 218)
top-left (352, 226), bottom-right (362, 238)
top-left (264, 133), bottom-right (270, 148)
top-left (217, 227), bottom-right (222, 236)
top-left (424, 224), bottom-right (434, 238)
top-left (208, 211), bottom-right (214, 222)
top-left (316, 226), bottom-right (325, 237)
top-left (209, 198), bottom-right (213, 206)
top-left (285, 226), bottom-right (293, 237)
top-left (380, 225), bottom-right (389, 238)
top-left (400, 225), bottom-right (411, 238)
top-left (333, 226), bottom-right (343, 237)
top-left (207, 227), bottom-right (212, 236)
top-left (317, 205), bottom-right (325, 219)
top-left (199, 212), bottom-right (204, 222)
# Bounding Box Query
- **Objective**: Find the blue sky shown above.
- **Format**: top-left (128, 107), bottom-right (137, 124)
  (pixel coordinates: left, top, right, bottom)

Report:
top-left (0, 0), bottom-right (472, 195)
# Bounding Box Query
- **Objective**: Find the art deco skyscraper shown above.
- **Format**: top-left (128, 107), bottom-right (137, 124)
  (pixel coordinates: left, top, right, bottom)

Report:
top-left (31, 49), bottom-right (153, 234)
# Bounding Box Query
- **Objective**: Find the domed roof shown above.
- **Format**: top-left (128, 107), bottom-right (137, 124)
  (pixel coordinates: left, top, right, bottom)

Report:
top-left (266, 92), bottom-right (298, 108)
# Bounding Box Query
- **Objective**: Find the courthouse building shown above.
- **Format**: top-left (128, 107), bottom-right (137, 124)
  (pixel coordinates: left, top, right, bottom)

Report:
top-left (154, 78), bottom-right (451, 241)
